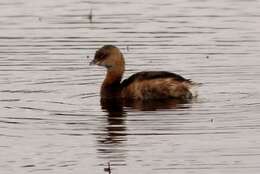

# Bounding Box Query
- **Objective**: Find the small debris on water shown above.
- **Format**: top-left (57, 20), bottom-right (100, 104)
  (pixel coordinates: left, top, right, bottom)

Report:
top-left (210, 118), bottom-right (214, 123)
top-left (22, 164), bottom-right (35, 168)
top-left (104, 162), bottom-right (111, 174)
top-left (206, 55), bottom-right (209, 59)
top-left (126, 45), bottom-right (130, 52)
top-left (88, 9), bottom-right (93, 22)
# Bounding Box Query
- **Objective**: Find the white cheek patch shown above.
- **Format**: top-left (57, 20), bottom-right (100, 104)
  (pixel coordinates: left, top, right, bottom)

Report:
top-left (97, 61), bottom-right (113, 68)
top-left (105, 65), bottom-right (113, 68)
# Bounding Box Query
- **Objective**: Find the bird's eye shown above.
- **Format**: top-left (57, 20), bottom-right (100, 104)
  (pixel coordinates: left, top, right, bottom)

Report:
top-left (95, 50), bottom-right (109, 61)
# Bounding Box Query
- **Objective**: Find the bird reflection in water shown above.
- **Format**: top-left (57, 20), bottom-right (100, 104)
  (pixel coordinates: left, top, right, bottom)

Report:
top-left (96, 97), bottom-right (192, 163)
top-left (96, 97), bottom-right (127, 162)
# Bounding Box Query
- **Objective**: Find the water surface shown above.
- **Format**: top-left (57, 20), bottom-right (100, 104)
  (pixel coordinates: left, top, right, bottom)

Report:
top-left (1, 0), bottom-right (260, 173)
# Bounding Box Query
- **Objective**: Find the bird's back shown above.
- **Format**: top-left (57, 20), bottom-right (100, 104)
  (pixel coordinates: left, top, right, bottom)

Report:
top-left (121, 71), bottom-right (194, 100)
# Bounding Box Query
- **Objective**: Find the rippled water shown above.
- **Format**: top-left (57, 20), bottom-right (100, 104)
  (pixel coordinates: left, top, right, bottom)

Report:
top-left (1, 0), bottom-right (260, 173)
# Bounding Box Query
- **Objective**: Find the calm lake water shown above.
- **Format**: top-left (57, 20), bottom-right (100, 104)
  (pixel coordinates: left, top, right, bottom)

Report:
top-left (1, 0), bottom-right (260, 173)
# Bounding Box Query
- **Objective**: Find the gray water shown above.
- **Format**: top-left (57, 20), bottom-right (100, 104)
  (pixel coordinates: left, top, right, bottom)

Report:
top-left (1, 0), bottom-right (260, 173)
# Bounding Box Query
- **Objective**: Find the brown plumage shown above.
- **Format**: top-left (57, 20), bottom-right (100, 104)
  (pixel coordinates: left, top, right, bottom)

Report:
top-left (90, 45), bottom-right (197, 100)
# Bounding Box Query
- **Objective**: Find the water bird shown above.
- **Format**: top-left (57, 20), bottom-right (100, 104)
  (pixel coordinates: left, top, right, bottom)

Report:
top-left (90, 45), bottom-right (199, 100)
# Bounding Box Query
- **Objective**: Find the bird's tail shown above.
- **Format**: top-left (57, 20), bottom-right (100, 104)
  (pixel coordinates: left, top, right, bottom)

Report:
top-left (184, 80), bottom-right (202, 98)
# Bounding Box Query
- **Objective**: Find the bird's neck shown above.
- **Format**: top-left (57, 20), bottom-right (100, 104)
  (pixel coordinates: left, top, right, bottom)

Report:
top-left (103, 69), bottom-right (123, 86)
top-left (101, 66), bottom-right (124, 97)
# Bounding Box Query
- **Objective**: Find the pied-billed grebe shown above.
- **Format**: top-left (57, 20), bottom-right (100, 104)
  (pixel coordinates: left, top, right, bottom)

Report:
top-left (90, 45), bottom-right (198, 100)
